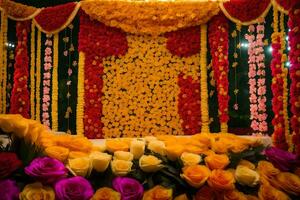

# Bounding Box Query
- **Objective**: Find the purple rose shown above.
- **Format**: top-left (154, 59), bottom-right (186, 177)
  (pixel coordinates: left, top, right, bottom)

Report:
top-left (0, 179), bottom-right (20, 200)
top-left (25, 157), bottom-right (67, 184)
top-left (265, 147), bottom-right (300, 171)
top-left (112, 177), bottom-right (144, 200)
top-left (55, 176), bottom-right (94, 200)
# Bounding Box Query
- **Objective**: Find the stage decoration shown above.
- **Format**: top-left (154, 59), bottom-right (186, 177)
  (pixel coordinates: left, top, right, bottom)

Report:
top-left (102, 34), bottom-right (200, 138)
top-left (289, 0), bottom-right (300, 157)
top-left (30, 21), bottom-right (35, 119)
top-left (33, 2), bottom-right (80, 34)
top-left (200, 24), bottom-right (210, 133)
top-left (0, 0), bottom-right (41, 21)
top-left (35, 30), bottom-right (41, 122)
top-left (9, 21), bottom-right (30, 118)
top-left (42, 35), bottom-right (53, 127)
top-left (272, 0), bottom-right (292, 15)
top-left (6, 50), bottom-right (15, 112)
top-left (208, 13), bottom-right (229, 133)
top-left (80, 0), bottom-right (220, 36)
top-left (178, 73), bottom-right (201, 135)
top-left (1, 115), bottom-right (300, 199)
top-left (270, 7), bottom-right (288, 150)
top-left (220, 0), bottom-right (271, 25)
top-left (0, 10), bottom-right (7, 114)
top-left (76, 52), bottom-right (85, 136)
top-left (78, 12), bottom-right (128, 138)
top-left (51, 33), bottom-right (59, 131)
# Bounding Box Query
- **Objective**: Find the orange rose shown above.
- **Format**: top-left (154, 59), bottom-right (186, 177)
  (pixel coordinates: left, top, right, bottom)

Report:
top-left (208, 169), bottom-right (235, 190)
top-left (194, 185), bottom-right (216, 200)
top-left (181, 165), bottom-right (210, 188)
top-left (223, 190), bottom-right (247, 200)
top-left (91, 187), bottom-right (121, 200)
top-left (191, 133), bottom-right (212, 147)
top-left (205, 154), bottom-right (229, 170)
top-left (143, 185), bottom-right (172, 200)
top-left (276, 172), bottom-right (300, 196)
top-left (211, 138), bottom-right (231, 154)
top-left (258, 182), bottom-right (290, 200)
top-left (45, 146), bottom-right (69, 162)
top-left (106, 140), bottom-right (129, 153)
top-left (184, 145), bottom-right (205, 154)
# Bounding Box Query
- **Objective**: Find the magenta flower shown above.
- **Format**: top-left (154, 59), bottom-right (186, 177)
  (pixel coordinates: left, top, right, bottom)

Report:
top-left (265, 147), bottom-right (300, 171)
top-left (25, 157), bottom-right (68, 184)
top-left (0, 179), bottom-right (20, 200)
top-left (112, 177), bottom-right (144, 200)
top-left (55, 177), bottom-right (93, 200)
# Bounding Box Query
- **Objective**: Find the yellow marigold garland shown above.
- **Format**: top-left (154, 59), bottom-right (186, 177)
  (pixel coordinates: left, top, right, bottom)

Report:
top-left (51, 33), bottom-right (59, 131)
top-left (0, 9), bottom-right (3, 114)
top-left (30, 20), bottom-right (36, 119)
top-left (77, 52), bottom-right (85, 136)
top-left (35, 29), bottom-right (41, 121)
top-left (200, 24), bottom-right (210, 133)
top-left (1, 11), bottom-right (7, 114)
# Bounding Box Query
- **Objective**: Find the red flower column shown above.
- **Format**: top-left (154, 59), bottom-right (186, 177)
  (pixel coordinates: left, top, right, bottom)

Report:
top-left (78, 12), bottom-right (128, 138)
top-left (9, 21), bottom-right (30, 118)
top-left (208, 13), bottom-right (230, 132)
top-left (288, 0), bottom-right (300, 156)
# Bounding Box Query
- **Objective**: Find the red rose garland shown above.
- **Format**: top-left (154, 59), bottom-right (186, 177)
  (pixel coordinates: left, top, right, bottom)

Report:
top-left (9, 21), bottom-right (30, 118)
top-left (208, 13), bottom-right (230, 131)
top-left (79, 11), bottom-right (128, 139)
top-left (288, 0), bottom-right (300, 156)
top-left (271, 33), bottom-right (288, 150)
top-left (165, 26), bottom-right (200, 57)
top-left (178, 73), bottom-right (201, 135)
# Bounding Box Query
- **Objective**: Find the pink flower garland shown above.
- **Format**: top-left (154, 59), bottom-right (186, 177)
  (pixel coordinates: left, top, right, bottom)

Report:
top-left (245, 24), bottom-right (268, 132)
top-left (42, 36), bottom-right (53, 127)
top-left (255, 24), bottom-right (268, 132)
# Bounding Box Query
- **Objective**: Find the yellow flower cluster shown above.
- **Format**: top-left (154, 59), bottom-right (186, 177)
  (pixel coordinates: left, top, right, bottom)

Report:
top-left (76, 52), bottom-right (85, 136)
top-left (35, 30), bottom-right (42, 122)
top-left (51, 33), bottom-right (59, 131)
top-left (30, 21), bottom-right (35, 119)
top-left (80, 0), bottom-right (220, 35)
top-left (102, 35), bottom-right (200, 138)
top-left (0, 10), bottom-right (7, 114)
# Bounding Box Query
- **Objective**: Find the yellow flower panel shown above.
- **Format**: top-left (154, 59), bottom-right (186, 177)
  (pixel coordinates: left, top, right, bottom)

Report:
top-left (102, 35), bottom-right (200, 138)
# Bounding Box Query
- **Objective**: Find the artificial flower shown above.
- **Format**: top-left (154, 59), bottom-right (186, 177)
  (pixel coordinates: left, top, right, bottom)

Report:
top-left (130, 139), bottom-right (145, 159)
top-left (139, 155), bottom-right (163, 173)
top-left (68, 157), bottom-right (92, 177)
top-left (89, 152), bottom-right (112, 172)
top-left (143, 185), bottom-right (172, 200)
top-left (91, 187), bottom-right (121, 200)
top-left (19, 182), bottom-right (55, 200)
top-left (181, 165), bottom-right (210, 188)
top-left (114, 151), bottom-right (134, 161)
top-left (148, 140), bottom-right (166, 156)
top-left (180, 152), bottom-right (202, 166)
top-left (235, 165), bottom-right (260, 187)
top-left (208, 169), bottom-right (235, 190)
top-left (112, 177), bottom-right (144, 200)
top-left (111, 160), bottom-right (133, 176)
top-left (205, 154), bottom-right (229, 170)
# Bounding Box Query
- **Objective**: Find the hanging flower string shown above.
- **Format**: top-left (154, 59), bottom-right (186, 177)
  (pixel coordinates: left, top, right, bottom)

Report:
top-left (42, 35), bottom-right (53, 127)
top-left (9, 21), bottom-right (30, 118)
top-left (288, 0), bottom-right (300, 156)
top-left (255, 24), bottom-right (268, 132)
top-left (245, 25), bottom-right (259, 132)
top-left (208, 13), bottom-right (230, 132)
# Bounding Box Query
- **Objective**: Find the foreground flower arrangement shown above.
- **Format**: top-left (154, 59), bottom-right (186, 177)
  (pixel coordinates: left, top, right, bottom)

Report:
top-left (0, 114), bottom-right (300, 199)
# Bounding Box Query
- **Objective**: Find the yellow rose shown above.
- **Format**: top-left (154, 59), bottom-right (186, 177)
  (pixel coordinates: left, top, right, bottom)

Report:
top-left (139, 155), bottom-right (163, 172)
top-left (181, 165), bottom-right (211, 188)
top-left (148, 140), bottom-right (166, 156)
top-left (258, 182), bottom-right (290, 200)
top-left (238, 159), bottom-right (256, 170)
top-left (130, 139), bottom-right (145, 159)
top-left (144, 136), bottom-right (157, 143)
top-left (68, 151), bottom-right (89, 159)
top-left (114, 151), bottom-right (134, 161)
top-left (143, 185), bottom-right (172, 200)
top-left (180, 152), bottom-right (202, 166)
top-left (106, 140), bottom-right (129, 153)
top-left (44, 146), bottom-right (69, 162)
top-left (208, 169), bottom-right (235, 190)
top-left (90, 152), bottom-right (112, 172)
top-left (91, 187), bottom-right (121, 200)
top-left (223, 190), bottom-right (248, 200)
top-left (205, 154), bottom-right (229, 170)
top-left (235, 165), bottom-right (260, 187)
top-left (276, 172), bottom-right (300, 196)
top-left (174, 194), bottom-right (188, 200)
top-left (19, 182), bottom-right (55, 200)
top-left (68, 157), bottom-right (92, 177)
top-left (111, 160), bottom-right (132, 176)
top-left (92, 143), bottom-right (106, 152)
top-left (165, 144), bottom-right (185, 161)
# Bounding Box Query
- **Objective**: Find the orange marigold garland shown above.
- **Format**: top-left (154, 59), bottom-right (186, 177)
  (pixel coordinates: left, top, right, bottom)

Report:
top-left (9, 21), bottom-right (30, 118)
top-left (208, 13), bottom-right (229, 132)
top-left (288, 0), bottom-right (300, 156)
